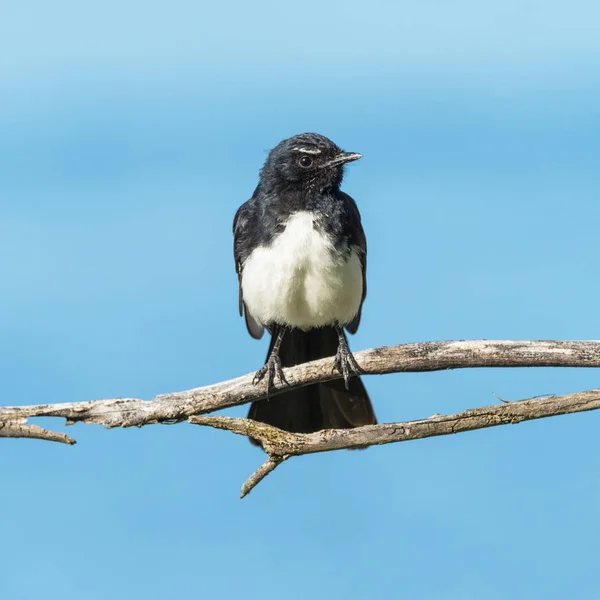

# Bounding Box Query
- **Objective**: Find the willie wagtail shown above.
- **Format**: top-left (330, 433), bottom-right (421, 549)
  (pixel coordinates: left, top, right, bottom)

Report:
top-left (233, 133), bottom-right (377, 444)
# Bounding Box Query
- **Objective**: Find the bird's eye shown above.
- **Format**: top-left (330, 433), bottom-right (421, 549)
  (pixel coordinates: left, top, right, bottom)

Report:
top-left (298, 156), bottom-right (313, 168)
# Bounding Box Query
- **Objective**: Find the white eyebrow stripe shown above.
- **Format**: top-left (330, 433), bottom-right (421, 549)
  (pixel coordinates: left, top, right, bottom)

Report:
top-left (291, 147), bottom-right (322, 154)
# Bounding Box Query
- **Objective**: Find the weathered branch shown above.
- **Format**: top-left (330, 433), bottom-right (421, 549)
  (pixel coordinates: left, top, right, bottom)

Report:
top-left (2, 339), bottom-right (600, 496)
top-left (0, 419), bottom-right (75, 445)
top-left (2, 340), bottom-right (600, 438)
top-left (240, 457), bottom-right (286, 499)
top-left (192, 387), bottom-right (600, 496)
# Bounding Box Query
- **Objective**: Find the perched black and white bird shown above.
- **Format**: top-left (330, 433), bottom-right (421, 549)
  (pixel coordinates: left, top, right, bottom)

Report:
top-left (233, 133), bottom-right (377, 444)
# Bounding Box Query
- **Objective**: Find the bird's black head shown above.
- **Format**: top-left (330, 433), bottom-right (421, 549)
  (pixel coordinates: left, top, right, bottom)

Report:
top-left (259, 133), bottom-right (362, 193)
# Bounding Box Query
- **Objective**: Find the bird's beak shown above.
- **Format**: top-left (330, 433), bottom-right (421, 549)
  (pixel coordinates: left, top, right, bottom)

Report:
top-left (321, 151), bottom-right (363, 169)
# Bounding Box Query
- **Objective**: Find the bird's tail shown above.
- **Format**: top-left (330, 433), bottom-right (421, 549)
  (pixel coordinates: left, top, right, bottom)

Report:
top-left (247, 327), bottom-right (377, 446)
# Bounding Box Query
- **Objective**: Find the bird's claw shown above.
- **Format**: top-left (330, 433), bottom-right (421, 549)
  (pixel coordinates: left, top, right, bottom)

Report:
top-left (333, 345), bottom-right (363, 390)
top-left (253, 354), bottom-right (288, 397)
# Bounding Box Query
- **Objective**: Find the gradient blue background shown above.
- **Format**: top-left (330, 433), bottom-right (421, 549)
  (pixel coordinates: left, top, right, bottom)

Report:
top-left (2, 1), bottom-right (600, 598)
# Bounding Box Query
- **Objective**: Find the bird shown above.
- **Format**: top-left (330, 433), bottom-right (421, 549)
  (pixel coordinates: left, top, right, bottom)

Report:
top-left (233, 132), bottom-right (377, 446)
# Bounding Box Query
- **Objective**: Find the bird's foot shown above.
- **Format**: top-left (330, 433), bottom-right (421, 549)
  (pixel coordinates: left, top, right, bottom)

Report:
top-left (333, 340), bottom-right (363, 391)
top-left (253, 353), bottom-right (288, 397)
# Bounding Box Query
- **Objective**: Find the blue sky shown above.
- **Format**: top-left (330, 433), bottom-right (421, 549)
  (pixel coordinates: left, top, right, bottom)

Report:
top-left (2, 1), bottom-right (600, 598)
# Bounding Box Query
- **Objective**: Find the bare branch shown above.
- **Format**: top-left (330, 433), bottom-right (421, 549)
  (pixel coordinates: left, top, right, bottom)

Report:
top-left (192, 387), bottom-right (600, 495)
top-left (240, 457), bottom-right (285, 499)
top-left (2, 340), bottom-right (600, 441)
top-left (194, 388), bottom-right (600, 455)
top-left (0, 419), bottom-right (75, 445)
top-left (4, 339), bottom-right (600, 496)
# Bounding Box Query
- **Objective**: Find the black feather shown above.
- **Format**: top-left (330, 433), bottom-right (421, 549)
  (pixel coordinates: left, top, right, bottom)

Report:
top-left (247, 327), bottom-right (376, 447)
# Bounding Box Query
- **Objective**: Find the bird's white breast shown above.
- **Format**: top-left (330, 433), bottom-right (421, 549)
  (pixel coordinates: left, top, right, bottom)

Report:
top-left (241, 211), bottom-right (363, 330)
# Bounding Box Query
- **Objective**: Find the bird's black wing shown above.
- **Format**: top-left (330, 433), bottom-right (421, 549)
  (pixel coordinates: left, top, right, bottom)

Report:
top-left (339, 191), bottom-right (367, 335)
top-left (233, 199), bottom-right (264, 339)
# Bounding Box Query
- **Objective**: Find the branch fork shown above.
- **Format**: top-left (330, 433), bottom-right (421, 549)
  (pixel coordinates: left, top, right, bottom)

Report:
top-left (2, 340), bottom-right (600, 496)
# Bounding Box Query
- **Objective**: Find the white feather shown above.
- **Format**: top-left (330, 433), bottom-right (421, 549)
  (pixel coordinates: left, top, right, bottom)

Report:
top-left (241, 211), bottom-right (363, 330)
